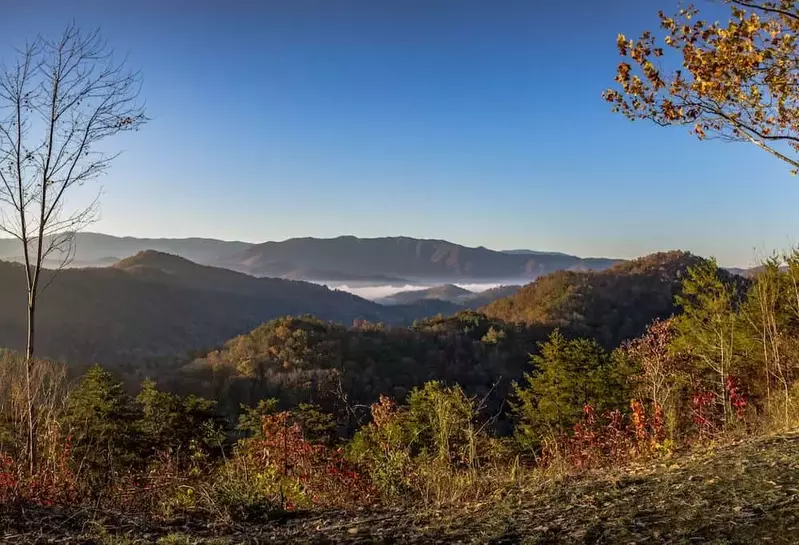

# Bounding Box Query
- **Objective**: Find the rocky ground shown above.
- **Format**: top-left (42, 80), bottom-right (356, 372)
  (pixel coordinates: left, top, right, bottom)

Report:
top-left (2, 430), bottom-right (799, 544)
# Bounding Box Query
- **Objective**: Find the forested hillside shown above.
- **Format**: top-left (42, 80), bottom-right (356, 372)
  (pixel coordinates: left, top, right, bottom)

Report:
top-left (0, 252), bottom-right (445, 366)
top-left (0, 249), bottom-right (690, 371)
top-left (164, 251), bottom-right (720, 421)
top-left (173, 312), bottom-right (543, 418)
top-left (482, 251), bottom-right (742, 346)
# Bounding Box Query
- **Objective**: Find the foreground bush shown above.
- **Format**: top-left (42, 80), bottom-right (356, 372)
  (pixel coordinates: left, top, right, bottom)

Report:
top-left (348, 383), bottom-right (516, 506)
top-left (206, 412), bottom-right (374, 519)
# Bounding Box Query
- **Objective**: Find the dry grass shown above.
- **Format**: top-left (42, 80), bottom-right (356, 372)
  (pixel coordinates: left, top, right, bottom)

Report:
top-left (2, 429), bottom-right (798, 543)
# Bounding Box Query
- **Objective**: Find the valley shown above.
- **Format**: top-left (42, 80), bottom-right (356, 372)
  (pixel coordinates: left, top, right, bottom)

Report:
top-left (2, 2), bottom-right (798, 543)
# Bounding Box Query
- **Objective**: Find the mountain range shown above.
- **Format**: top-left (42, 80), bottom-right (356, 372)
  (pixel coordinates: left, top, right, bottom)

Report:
top-left (0, 232), bottom-right (621, 283)
top-left (0, 235), bottom-right (740, 371)
top-left (218, 235), bottom-right (620, 282)
top-left (173, 250), bottom-right (716, 417)
top-left (0, 250), bottom-right (457, 367)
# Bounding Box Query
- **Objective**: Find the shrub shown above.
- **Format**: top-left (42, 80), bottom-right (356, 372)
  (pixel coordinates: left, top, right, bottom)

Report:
top-left (348, 383), bottom-right (514, 505)
top-left (209, 411), bottom-right (373, 520)
top-left (0, 453), bottom-right (17, 502)
top-left (541, 401), bottom-right (669, 471)
top-left (348, 395), bottom-right (414, 498)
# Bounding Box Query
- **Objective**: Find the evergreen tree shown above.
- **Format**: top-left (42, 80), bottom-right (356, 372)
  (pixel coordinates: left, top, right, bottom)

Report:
top-left (292, 403), bottom-right (337, 445)
top-left (237, 398), bottom-right (280, 438)
top-left (672, 258), bottom-right (743, 423)
top-left (63, 366), bottom-right (142, 493)
top-left (513, 331), bottom-right (630, 449)
top-left (137, 378), bottom-right (226, 459)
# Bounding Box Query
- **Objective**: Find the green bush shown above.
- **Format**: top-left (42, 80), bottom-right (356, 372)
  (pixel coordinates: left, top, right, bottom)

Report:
top-left (348, 381), bottom-right (509, 504)
top-left (512, 331), bottom-right (633, 451)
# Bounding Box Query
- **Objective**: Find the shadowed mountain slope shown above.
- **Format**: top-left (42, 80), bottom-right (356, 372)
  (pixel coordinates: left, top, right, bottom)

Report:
top-left (0, 251), bottom-right (444, 366)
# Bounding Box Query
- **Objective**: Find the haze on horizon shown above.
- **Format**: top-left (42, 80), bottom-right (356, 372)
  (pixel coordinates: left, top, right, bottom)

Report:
top-left (3, 0), bottom-right (797, 268)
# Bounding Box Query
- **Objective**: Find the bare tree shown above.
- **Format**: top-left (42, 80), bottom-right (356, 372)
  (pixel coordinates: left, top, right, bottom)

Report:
top-left (0, 24), bottom-right (145, 472)
top-left (623, 318), bottom-right (682, 421)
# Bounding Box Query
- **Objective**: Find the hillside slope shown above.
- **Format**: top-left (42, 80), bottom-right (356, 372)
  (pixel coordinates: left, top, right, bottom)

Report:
top-left (0, 252), bottom-right (440, 366)
top-left (5, 430), bottom-right (798, 543)
top-left (237, 430), bottom-right (799, 543)
top-left (220, 235), bottom-right (619, 280)
top-left (482, 251), bottom-right (716, 346)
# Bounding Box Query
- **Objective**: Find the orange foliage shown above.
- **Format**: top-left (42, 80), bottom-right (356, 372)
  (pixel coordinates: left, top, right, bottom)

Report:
top-left (543, 401), bottom-right (666, 470)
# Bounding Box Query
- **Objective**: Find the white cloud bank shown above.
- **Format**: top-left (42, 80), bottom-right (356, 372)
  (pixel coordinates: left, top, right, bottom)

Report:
top-left (327, 282), bottom-right (518, 301)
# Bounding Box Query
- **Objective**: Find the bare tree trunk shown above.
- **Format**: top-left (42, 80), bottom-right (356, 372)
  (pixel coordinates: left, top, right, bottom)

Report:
top-left (25, 293), bottom-right (36, 474)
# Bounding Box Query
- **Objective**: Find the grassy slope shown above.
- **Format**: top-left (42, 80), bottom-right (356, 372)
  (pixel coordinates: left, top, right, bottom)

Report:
top-left (3, 430), bottom-right (799, 543)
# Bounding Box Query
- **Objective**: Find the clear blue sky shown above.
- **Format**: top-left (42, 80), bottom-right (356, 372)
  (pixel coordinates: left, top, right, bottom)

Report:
top-left (3, 0), bottom-right (796, 267)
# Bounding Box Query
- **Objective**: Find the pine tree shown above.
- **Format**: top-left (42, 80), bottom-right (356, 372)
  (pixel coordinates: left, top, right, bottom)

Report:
top-left (673, 259), bottom-right (742, 423)
top-left (62, 366), bottom-right (141, 494)
top-left (512, 330), bottom-right (629, 448)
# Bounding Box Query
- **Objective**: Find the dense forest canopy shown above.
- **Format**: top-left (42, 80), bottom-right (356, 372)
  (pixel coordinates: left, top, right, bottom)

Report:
top-left (146, 250), bottom-right (730, 426)
top-left (481, 251), bottom-right (741, 347)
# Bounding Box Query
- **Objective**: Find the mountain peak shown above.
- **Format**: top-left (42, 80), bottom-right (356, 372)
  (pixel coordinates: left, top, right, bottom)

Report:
top-left (113, 250), bottom-right (196, 272)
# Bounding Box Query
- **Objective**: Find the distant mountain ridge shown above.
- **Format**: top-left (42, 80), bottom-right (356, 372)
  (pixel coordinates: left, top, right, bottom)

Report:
top-left (0, 233), bottom-right (621, 284)
top-left (0, 233), bottom-right (250, 269)
top-left (0, 234), bottom-right (758, 282)
top-left (218, 235), bottom-right (621, 281)
top-left (501, 249), bottom-right (573, 257)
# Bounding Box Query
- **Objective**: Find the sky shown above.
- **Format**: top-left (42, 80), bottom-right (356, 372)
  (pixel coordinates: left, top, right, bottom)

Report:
top-left (2, 0), bottom-right (797, 267)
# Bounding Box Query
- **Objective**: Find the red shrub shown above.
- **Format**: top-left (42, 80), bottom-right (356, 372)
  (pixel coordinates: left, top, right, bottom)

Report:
top-left (241, 412), bottom-right (376, 509)
top-left (726, 377), bottom-right (748, 420)
top-left (692, 390), bottom-right (719, 437)
top-left (0, 449), bottom-right (78, 507)
top-left (0, 454), bottom-right (17, 501)
top-left (543, 401), bottom-right (666, 470)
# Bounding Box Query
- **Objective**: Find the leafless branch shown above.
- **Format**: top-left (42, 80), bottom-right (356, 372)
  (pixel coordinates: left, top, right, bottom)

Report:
top-left (0, 24), bottom-right (146, 471)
